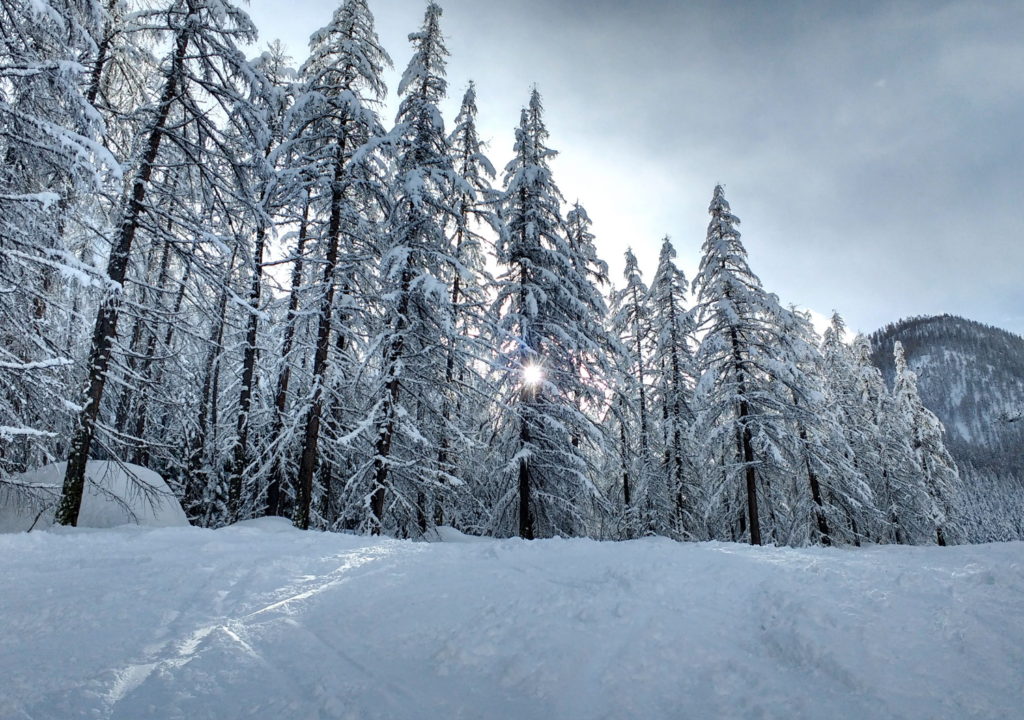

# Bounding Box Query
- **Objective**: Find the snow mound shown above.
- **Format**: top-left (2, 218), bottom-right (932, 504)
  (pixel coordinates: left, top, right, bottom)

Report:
top-left (0, 461), bottom-right (187, 532)
top-left (0, 525), bottom-right (1022, 719)
top-left (422, 524), bottom-right (490, 542)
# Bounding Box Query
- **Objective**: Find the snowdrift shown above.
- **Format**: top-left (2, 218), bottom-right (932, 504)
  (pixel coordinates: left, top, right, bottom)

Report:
top-left (0, 461), bottom-right (188, 532)
top-left (1, 525), bottom-right (1021, 719)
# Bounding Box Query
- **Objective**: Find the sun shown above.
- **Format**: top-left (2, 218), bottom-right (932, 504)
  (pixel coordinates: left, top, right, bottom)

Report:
top-left (522, 364), bottom-right (544, 386)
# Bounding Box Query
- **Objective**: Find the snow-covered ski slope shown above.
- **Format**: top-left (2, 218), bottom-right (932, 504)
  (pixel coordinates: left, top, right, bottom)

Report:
top-left (2, 520), bottom-right (1022, 720)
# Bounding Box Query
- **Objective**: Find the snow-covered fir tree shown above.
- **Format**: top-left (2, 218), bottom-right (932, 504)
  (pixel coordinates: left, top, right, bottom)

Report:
top-left (283, 0), bottom-right (390, 530)
top-left (608, 248), bottom-right (656, 538)
top-left (365, 2), bottom-right (476, 536)
top-left (488, 89), bottom-right (612, 539)
top-left (0, 0), bottom-right (111, 504)
top-left (893, 340), bottom-right (962, 545)
top-left (692, 185), bottom-right (817, 545)
top-left (646, 236), bottom-right (697, 537)
top-left (56, 0), bottom-right (266, 526)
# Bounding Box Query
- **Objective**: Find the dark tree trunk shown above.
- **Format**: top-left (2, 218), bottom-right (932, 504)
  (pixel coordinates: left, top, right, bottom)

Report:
top-left (294, 144), bottom-right (348, 531)
top-left (729, 326), bottom-right (761, 546)
top-left (228, 225), bottom-right (267, 520)
top-left (266, 192), bottom-right (310, 517)
top-left (370, 269), bottom-right (411, 534)
top-left (517, 409), bottom-right (534, 540)
top-left (793, 393), bottom-right (830, 546)
top-left (806, 455), bottom-right (831, 546)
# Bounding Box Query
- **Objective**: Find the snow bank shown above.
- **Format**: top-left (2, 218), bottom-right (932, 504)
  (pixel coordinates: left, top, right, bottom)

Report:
top-left (0, 525), bottom-right (1021, 719)
top-left (0, 461), bottom-right (187, 532)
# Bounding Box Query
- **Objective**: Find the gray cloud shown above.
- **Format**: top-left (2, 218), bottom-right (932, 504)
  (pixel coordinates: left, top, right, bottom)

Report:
top-left (247, 0), bottom-right (1024, 335)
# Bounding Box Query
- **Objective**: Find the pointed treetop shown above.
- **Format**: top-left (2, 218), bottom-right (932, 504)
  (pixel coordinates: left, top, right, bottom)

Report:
top-left (461, 79), bottom-right (477, 107)
top-left (894, 340), bottom-right (909, 376)
top-left (624, 247), bottom-right (639, 275)
top-left (709, 184), bottom-right (731, 213)
top-left (397, 1), bottom-right (448, 102)
top-left (653, 235), bottom-right (688, 294)
top-left (830, 310), bottom-right (846, 334)
top-left (302, 0), bottom-right (391, 101)
top-left (659, 235), bottom-right (676, 260)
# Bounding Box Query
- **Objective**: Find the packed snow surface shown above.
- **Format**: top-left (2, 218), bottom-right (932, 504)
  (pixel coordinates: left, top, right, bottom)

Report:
top-left (1, 521), bottom-right (1022, 719)
top-left (0, 461), bottom-right (187, 532)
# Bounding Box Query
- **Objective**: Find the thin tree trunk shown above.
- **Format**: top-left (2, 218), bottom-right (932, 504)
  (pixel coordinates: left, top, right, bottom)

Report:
top-left (186, 251), bottom-right (235, 520)
top-left (294, 141), bottom-right (348, 531)
top-left (370, 269), bottom-right (411, 534)
top-left (133, 256), bottom-right (192, 469)
top-left (729, 326), bottom-right (761, 546)
top-left (228, 225), bottom-right (267, 520)
top-left (266, 192), bottom-right (310, 517)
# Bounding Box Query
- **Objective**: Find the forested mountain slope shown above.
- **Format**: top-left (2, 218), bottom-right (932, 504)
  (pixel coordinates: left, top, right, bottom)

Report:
top-left (870, 315), bottom-right (1024, 540)
top-left (870, 315), bottom-right (1023, 471)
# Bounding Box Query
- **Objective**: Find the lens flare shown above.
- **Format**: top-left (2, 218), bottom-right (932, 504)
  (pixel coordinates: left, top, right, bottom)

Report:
top-left (522, 364), bottom-right (544, 386)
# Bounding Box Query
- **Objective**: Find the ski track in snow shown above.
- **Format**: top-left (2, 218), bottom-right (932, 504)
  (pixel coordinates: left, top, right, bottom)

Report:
top-left (1, 521), bottom-right (1022, 720)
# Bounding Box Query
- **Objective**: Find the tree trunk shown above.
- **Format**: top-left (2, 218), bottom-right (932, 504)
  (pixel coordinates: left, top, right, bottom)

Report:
top-left (294, 143), bottom-right (348, 531)
top-left (132, 257), bottom-right (191, 469)
top-left (228, 225), bottom-right (267, 520)
top-left (185, 248), bottom-right (235, 520)
top-left (266, 192), bottom-right (310, 517)
top-left (517, 408), bottom-right (534, 540)
top-left (729, 326), bottom-right (761, 546)
top-left (370, 269), bottom-right (412, 534)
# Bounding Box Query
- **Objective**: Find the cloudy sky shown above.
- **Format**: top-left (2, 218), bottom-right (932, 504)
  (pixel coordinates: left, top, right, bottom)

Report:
top-left (246, 0), bottom-right (1024, 336)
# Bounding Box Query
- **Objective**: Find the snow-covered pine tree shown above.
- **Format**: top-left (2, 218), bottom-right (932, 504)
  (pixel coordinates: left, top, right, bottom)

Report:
top-left (773, 307), bottom-right (874, 545)
top-left (0, 0), bottom-right (111, 499)
top-left (367, 2), bottom-right (491, 536)
top-left (435, 81), bottom-right (499, 529)
top-left (489, 89), bottom-right (611, 539)
top-left (820, 312), bottom-right (885, 542)
top-left (893, 340), bottom-right (962, 545)
top-left (285, 0), bottom-right (390, 530)
top-left (609, 248), bottom-right (655, 537)
top-left (849, 335), bottom-right (929, 543)
top-left (647, 236), bottom-right (696, 537)
top-left (55, 0), bottom-right (266, 526)
top-left (225, 42), bottom-right (296, 521)
top-left (366, 1), bottom-right (453, 532)
top-left (692, 185), bottom-right (811, 545)
top-left (262, 187), bottom-right (313, 520)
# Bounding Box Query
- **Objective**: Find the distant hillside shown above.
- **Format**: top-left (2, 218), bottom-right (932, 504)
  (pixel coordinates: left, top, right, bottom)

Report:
top-left (869, 315), bottom-right (1024, 540)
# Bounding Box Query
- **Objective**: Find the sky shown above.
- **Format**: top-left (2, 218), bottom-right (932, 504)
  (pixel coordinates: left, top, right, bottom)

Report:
top-left (245, 0), bottom-right (1024, 337)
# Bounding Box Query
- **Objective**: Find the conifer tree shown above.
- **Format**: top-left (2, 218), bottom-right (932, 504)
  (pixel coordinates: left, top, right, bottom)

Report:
top-left (821, 313), bottom-right (884, 542)
top-left (609, 248), bottom-right (655, 536)
top-left (775, 307), bottom-right (873, 545)
top-left (850, 335), bottom-right (928, 543)
top-left (893, 341), bottom-right (962, 544)
top-left (286, 0), bottom-right (390, 530)
top-left (692, 185), bottom-right (817, 545)
top-left (647, 236), bottom-right (696, 536)
top-left (56, 0), bottom-right (265, 526)
top-left (434, 81), bottom-right (499, 527)
top-left (367, 2), bottom-right (469, 534)
top-left (226, 43), bottom-right (295, 521)
top-left (490, 89), bottom-right (611, 538)
top-left (0, 0), bottom-right (111, 491)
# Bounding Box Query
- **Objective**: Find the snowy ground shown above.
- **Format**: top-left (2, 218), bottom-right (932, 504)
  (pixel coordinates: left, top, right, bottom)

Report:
top-left (1, 521), bottom-right (1022, 720)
